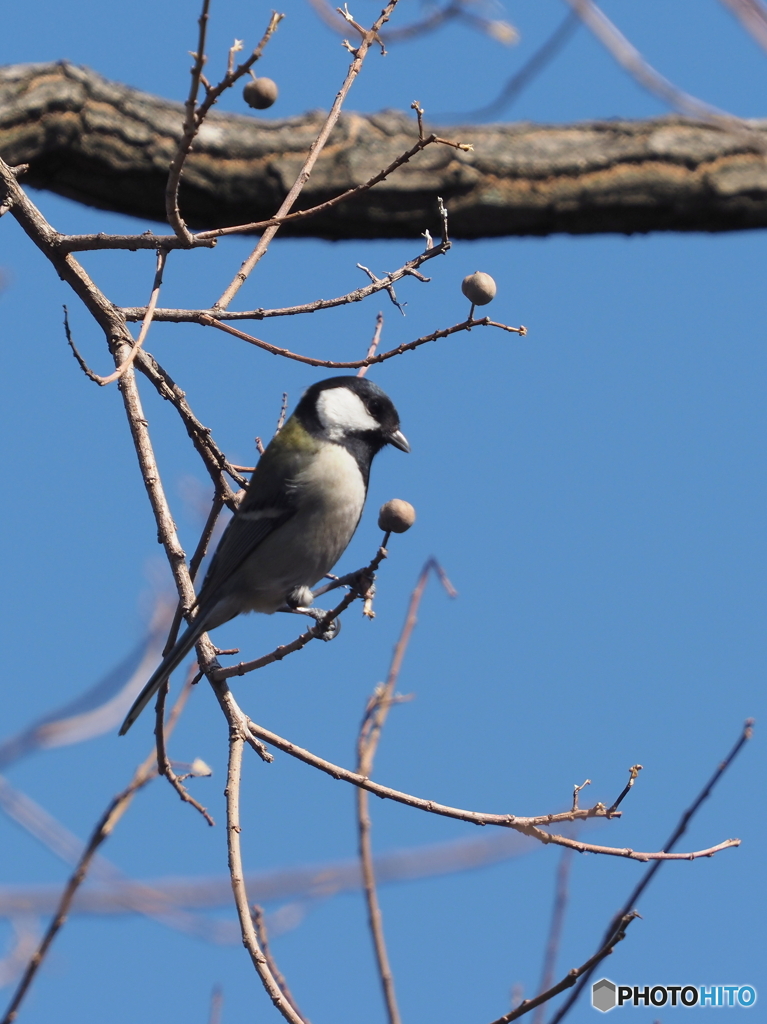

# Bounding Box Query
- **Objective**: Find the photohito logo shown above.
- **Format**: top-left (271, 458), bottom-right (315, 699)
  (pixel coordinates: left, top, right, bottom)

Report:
top-left (591, 978), bottom-right (757, 1011)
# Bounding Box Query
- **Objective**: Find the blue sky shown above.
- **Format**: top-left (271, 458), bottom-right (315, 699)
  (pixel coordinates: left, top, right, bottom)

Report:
top-left (1, 2), bottom-right (765, 1022)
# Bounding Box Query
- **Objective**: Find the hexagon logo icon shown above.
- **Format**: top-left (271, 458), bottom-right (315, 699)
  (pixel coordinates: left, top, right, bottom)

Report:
top-left (592, 978), bottom-right (617, 1012)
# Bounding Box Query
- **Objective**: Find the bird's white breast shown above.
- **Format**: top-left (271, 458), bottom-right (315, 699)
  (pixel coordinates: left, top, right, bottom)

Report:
top-left (233, 442), bottom-right (366, 613)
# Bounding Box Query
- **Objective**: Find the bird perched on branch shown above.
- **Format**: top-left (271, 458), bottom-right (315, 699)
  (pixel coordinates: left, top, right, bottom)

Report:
top-left (120, 376), bottom-right (409, 735)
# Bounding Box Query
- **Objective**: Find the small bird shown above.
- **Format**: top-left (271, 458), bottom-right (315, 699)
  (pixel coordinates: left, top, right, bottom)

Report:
top-left (120, 376), bottom-right (409, 735)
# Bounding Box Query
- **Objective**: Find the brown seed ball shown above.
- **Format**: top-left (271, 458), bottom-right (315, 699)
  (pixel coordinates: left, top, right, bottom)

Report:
top-left (378, 499), bottom-right (416, 534)
top-left (243, 77), bottom-right (278, 110)
top-left (461, 271), bottom-right (497, 306)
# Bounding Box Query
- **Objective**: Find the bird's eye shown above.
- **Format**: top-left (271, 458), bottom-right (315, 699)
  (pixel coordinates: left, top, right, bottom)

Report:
top-left (368, 399), bottom-right (383, 418)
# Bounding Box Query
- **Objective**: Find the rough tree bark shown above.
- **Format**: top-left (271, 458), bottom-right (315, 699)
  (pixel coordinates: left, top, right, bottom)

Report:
top-left (3, 61), bottom-right (767, 239)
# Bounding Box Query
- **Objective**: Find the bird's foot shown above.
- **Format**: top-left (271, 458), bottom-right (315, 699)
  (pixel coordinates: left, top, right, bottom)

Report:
top-left (277, 601), bottom-right (341, 641)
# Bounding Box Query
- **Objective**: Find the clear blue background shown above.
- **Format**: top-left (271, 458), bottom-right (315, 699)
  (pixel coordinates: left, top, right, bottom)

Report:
top-left (1, 1), bottom-right (764, 1021)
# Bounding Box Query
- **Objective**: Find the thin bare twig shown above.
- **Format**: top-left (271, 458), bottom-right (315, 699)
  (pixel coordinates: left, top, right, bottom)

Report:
top-left (166, 0), bottom-right (211, 243)
top-left (356, 559), bottom-right (456, 1024)
top-left (274, 392), bottom-right (289, 435)
top-left (193, 124), bottom-right (471, 242)
top-left (214, 0), bottom-right (403, 311)
top-left (487, 911), bottom-right (639, 1024)
top-left (163, 491), bottom-right (226, 658)
top-left (357, 312), bottom-right (384, 377)
top-left (122, 233), bottom-right (451, 324)
top-left (56, 231), bottom-right (216, 252)
top-left (570, 779), bottom-right (590, 812)
top-left (133, 349), bottom-right (247, 498)
top-left (548, 719), bottom-right (755, 1023)
top-left (165, 5), bottom-right (283, 242)
top-left (606, 763), bottom-right (643, 816)
top-left (223, 718), bottom-right (308, 1024)
top-left (71, 248), bottom-right (167, 386)
top-left (194, 314), bottom-right (526, 370)
top-left (155, 673), bottom-right (215, 827)
top-left (252, 907), bottom-right (310, 1022)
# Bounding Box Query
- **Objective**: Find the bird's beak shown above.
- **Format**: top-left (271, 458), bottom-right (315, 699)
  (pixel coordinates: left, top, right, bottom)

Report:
top-left (387, 429), bottom-right (410, 453)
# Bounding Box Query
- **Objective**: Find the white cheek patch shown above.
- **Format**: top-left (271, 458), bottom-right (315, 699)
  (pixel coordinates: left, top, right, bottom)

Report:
top-left (316, 387), bottom-right (379, 440)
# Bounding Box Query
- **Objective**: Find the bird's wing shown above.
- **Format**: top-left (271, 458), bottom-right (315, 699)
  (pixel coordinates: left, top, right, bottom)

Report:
top-left (196, 506), bottom-right (295, 607)
top-left (194, 448), bottom-right (303, 611)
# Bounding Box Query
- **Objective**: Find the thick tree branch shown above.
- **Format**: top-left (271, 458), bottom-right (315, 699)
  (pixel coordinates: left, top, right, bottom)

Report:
top-left (4, 62), bottom-right (767, 238)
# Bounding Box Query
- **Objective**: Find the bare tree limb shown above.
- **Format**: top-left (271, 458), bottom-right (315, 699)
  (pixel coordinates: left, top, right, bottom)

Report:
top-left (241, 718), bottom-right (740, 861)
top-left (5, 63), bottom-right (767, 238)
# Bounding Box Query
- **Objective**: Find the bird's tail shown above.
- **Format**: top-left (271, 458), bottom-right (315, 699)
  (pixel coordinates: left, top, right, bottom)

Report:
top-left (119, 618), bottom-right (207, 735)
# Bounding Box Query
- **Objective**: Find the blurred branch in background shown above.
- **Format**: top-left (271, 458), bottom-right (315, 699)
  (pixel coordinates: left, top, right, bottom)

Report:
top-left (719, 0), bottom-right (767, 53)
top-left (0, 601), bottom-right (173, 770)
top-left (0, 831), bottom-right (536, 936)
top-left (445, 10), bottom-right (579, 121)
top-left (305, 0), bottom-right (518, 47)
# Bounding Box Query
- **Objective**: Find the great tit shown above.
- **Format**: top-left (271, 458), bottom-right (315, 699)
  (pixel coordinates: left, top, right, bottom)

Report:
top-left (119, 376), bottom-right (409, 735)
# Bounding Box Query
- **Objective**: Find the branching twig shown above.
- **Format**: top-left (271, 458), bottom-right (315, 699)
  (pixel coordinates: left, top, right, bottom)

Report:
top-left (165, 6), bottom-right (283, 242)
top-left (548, 719), bottom-right (755, 1023)
top-left (358, 312), bottom-right (384, 377)
top-left (214, 0), bottom-right (403, 311)
top-left (240, 719), bottom-right (739, 861)
top-left (192, 314), bottom-right (526, 370)
top-left (193, 122), bottom-right (471, 242)
top-left (122, 234), bottom-right (451, 324)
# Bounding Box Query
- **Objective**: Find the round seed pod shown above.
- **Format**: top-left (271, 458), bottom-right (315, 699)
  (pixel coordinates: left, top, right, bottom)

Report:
top-left (378, 499), bottom-right (416, 534)
top-left (461, 271), bottom-right (497, 306)
top-left (243, 77), bottom-right (279, 110)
